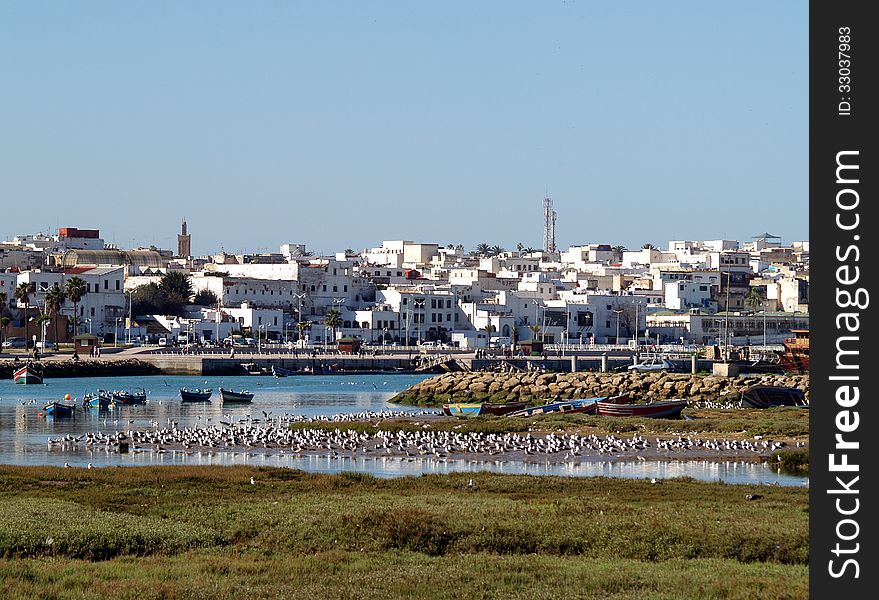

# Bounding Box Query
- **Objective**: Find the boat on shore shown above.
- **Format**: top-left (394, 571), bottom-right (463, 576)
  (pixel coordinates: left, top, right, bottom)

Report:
top-left (219, 388), bottom-right (254, 403)
top-left (44, 400), bottom-right (76, 417)
top-left (506, 398), bottom-right (602, 418)
top-left (778, 329), bottom-right (809, 374)
top-left (740, 385), bottom-right (808, 409)
top-left (180, 388), bottom-right (213, 402)
top-left (596, 398), bottom-right (688, 419)
top-left (480, 401), bottom-right (528, 416)
top-left (13, 364), bottom-right (43, 384)
top-left (111, 388), bottom-right (147, 405)
top-left (443, 403), bottom-right (483, 416)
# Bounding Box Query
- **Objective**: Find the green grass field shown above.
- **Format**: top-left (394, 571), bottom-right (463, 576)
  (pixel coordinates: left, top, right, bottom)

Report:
top-left (0, 466), bottom-right (808, 599)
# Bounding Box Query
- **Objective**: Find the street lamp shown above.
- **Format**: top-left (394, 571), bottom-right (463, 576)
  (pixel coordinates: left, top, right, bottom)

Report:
top-left (126, 290), bottom-right (133, 344)
top-left (84, 318), bottom-right (92, 335)
top-left (257, 324), bottom-right (267, 354)
top-left (114, 317), bottom-right (121, 348)
top-left (612, 309), bottom-right (623, 345)
top-left (294, 292), bottom-right (306, 341)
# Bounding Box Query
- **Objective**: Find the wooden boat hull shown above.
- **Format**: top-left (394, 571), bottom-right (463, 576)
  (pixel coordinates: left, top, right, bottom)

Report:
top-left (220, 388), bottom-right (254, 403)
top-left (506, 398), bottom-right (602, 418)
top-left (44, 401), bottom-right (76, 417)
top-left (443, 403), bottom-right (483, 416)
top-left (740, 386), bottom-right (807, 409)
top-left (480, 401), bottom-right (528, 416)
top-left (180, 388), bottom-right (213, 402)
top-left (272, 366), bottom-right (293, 377)
top-left (13, 366), bottom-right (43, 384)
top-left (596, 399), bottom-right (688, 419)
top-left (83, 393), bottom-right (112, 410)
top-left (112, 392), bottom-right (147, 405)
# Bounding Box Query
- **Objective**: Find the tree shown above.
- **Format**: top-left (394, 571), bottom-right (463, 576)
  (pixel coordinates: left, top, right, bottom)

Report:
top-left (192, 289), bottom-right (219, 307)
top-left (324, 309), bottom-right (342, 344)
top-left (745, 287), bottom-right (764, 313)
top-left (159, 271), bottom-right (193, 301)
top-left (516, 242), bottom-right (524, 252)
top-left (65, 276), bottom-right (88, 336)
top-left (0, 315), bottom-right (9, 348)
top-left (641, 243), bottom-right (655, 250)
top-left (483, 323), bottom-right (496, 344)
top-left (528, 324), bottom-right (541, 341)
top-left (474, 243), bottom-right (490, 257)
top-left (14, 282), bottom-right (33, 347)
top-left (44, 284), bottom-right (67, 346)
top-left (489, 245), bottom-right (505, 257)
top-left (610, 246), bottom-right (627, 263)
top-left (296, 320), bottom-right (310, 341)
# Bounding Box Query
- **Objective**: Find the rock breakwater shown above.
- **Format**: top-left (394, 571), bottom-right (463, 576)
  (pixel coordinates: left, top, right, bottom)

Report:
top-left (0, 358), bottom-right (163, 379)
top-left (391, 371), bottom-right (809, 407)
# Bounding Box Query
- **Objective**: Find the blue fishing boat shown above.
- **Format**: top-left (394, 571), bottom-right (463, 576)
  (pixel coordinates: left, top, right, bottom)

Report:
top-left (506, 398), bottom-right (603, 418)
top-left (219, 388), bottom-right (254, 403)
top-left (44, 400), bottom-right (76, 418)
top-left (83, 391), bottom-right (112, 410)
top-left (180, 388), bottom-right (213, 402)
top-left (112, 388), bottom-right (147, 405)
top-left (442, 403), bottom-right (483, 416)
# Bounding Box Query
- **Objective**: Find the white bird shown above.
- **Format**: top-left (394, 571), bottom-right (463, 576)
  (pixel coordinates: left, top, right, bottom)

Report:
top-left (249, 477), bottom-right (256, 485)
top-left (87, 463), bottom-right (93, 469)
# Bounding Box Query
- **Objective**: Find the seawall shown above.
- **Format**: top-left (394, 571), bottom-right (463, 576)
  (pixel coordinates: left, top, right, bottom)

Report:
top-left (0, 358), bottom-right (164, 379)
top-left (389, 371), bottom-right (809, 406)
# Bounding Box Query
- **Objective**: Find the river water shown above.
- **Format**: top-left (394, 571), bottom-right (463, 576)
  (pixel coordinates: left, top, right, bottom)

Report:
top-left (0, 374), bottom-right (807, 487)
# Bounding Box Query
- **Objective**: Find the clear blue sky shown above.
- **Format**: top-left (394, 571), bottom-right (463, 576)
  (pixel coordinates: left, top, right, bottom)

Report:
top-left (1, 1), bottom-right (807, 257)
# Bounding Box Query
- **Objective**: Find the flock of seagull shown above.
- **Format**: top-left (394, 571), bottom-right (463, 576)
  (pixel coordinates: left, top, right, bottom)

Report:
top-left (47, 411), bottom-right (797, 463)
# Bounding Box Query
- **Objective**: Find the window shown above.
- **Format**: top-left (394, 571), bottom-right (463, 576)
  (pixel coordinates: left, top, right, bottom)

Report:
top-left (446, 299), bottom-right (451, 308)
top-left (333, 285), bottom-right (338, 292)
top-left (116, 280), bottom-right (120, 290)
top-left (343, 285), bottom-right (348, 292)
top-left (273, 317), bottom-right (278, 326)
top-left (90, 307), bottom-right (95, 317)
top-left (104, 280), bottom-right (108, 290)
top-left (446, 314), bottom-right (451, 321)
top-left (322, 285), bottom-right (326, 292)
top-left (311, 285), bottom-right (316, 292)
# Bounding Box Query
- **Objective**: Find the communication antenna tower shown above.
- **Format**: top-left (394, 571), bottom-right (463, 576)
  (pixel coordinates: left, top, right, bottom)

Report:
top-left (543, 195), bottom-right (557, 253)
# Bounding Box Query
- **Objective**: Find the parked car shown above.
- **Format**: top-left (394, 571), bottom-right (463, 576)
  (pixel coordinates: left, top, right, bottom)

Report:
top-left (2, 337), bottom-right (27, 349)
top-left (157, 337), bottom-right (168, 347)
top-left (627, 357), bottom-right (676, 373)
top-left (35, 341), bottom-right (59, 350)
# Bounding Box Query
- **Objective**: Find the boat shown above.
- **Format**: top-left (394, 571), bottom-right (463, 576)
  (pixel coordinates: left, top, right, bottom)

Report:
top-left (480, 401), bottom-right (528, 416)
top-left (595, 399), bottom-right (688, 419)
top-left (83, 391), bottom-right (112, 410)
top-left (219, 388), bottom-right (255, 403)
top-left (442, 403), bottom-right (483, 416)
top-left (13, 364), bottom-right (43, 384)
top-left (111, 388), bottom-right (147, 405)
top-left (779, 330), bottom-right (809, 374)
top-left (180, 388), bottom-right (213, 402)
top-left (506, 398), bottom-right (602, 418)
top-left (44, 400), bottom-right (76, 417)
top-left (240, 363), bottom-right (270, 375)
top-left (740, 385), bottom-right (808, 409)
top-left (271, 365), bottom-right (293, 378)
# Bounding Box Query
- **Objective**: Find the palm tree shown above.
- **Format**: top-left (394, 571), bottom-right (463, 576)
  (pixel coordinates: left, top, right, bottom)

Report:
top-left (474, 243), bottom-right (490, 257)
top-left (324, 309), bottom-right (342, 344)
top-left (296, 320), bottom-right (310, 342)
top-left (489, 245), bottom-right (505, 257)
top-left (0, 315), bottom-right (10, 349)
top-left (44, 284), bottom-right (67, 346)
top-left (610, 245), bottom-right (627, 263)
top-left (745, 287), bottom-right (763, 313)
top-left (159, 271), bottom-right (193, 301)
top-left (14, 282), bottom-right (33, 348)
top-left (483, 323), bottom-right (496, 346)
top-left (516, 242), bottom-right (524, 252)
top-left (65, 276), bottom-right (88, 336)
top-left (528, 324), bottom-right (541, 342)
top-left (641, 243), bottom-right (655, 250)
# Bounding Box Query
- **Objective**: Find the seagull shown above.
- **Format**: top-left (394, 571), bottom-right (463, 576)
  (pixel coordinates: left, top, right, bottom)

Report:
top-left (87, 463), bottom-right (94, 469)
top-left (249, 477), bottom-right (256, 485)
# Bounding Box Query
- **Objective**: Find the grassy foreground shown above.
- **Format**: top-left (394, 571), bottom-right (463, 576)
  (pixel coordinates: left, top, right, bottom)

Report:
top-left (0, 466), bottom-right (808, 600)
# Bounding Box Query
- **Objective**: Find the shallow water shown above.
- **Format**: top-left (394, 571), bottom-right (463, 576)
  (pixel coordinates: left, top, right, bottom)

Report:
top-left (0, 374), bottom-right (808, 487)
